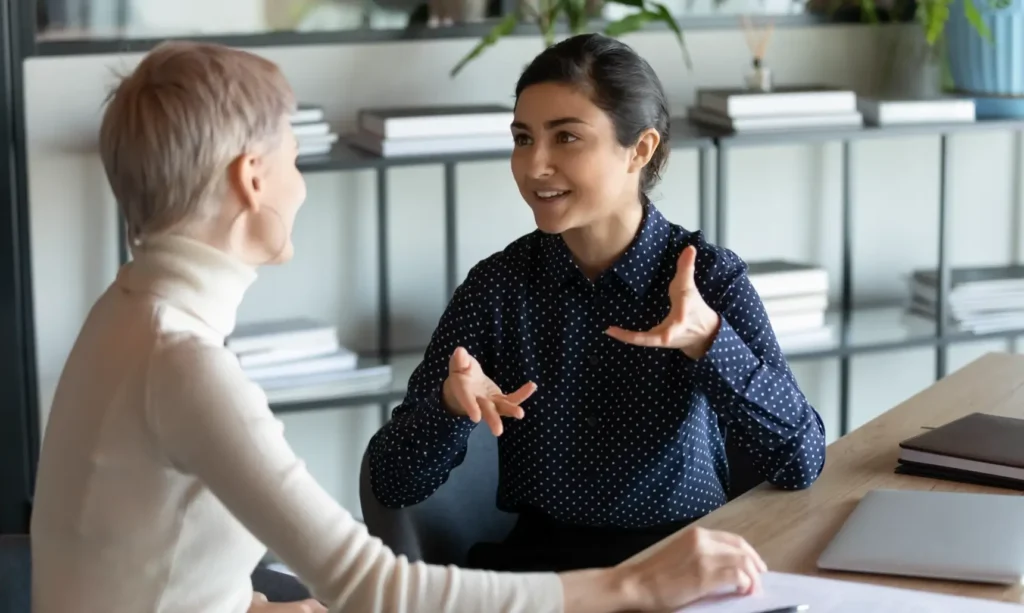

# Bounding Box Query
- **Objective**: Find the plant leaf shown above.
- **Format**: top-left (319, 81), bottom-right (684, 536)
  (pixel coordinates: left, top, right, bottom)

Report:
top-left (860, 0), bottom-right (879, 22)
top-left (604, 2), bottom-right (691, 69)
top-left (963, 0), bottom-right (992, 41)
top-left (926, 0), bottom-right (951, 44)
top-left (603, 9), bottom-right (656, 37)
top-left (650, 1), bottom-right (691, 68)
top-left (605, 0), bottom-right (645, 8)
top-left (450, 12), bottom-right (521, 77)
top-left (563, 0), bottom-right (590, 33)
top-left (540, 0), bottom-right (560, 46)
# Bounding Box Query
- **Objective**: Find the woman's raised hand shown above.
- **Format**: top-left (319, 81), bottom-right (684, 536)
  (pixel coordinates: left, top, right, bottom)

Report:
top-left (441, 346), bottom-right (537, 436)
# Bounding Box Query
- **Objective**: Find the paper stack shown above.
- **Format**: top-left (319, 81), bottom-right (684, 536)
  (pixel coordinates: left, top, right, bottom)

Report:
top-left (747, 260), bottom-right (833, 351)
top-left (228, 317), bottom-right (392, 405)
top-left (289, 104), bottom-right (338, 158)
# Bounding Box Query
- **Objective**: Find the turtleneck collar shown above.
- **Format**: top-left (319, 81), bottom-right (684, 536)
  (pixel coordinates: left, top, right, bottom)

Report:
top-left (116, 234), bottom-right (257, 338)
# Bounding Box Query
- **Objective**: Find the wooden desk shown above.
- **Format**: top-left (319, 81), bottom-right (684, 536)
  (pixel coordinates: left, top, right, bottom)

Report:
top-left (692, 351), bottom-right (1024, 604)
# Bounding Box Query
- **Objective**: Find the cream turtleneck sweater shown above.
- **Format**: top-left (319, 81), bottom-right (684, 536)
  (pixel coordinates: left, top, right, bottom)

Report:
top-left (30, 234), bottom-right (564, 613)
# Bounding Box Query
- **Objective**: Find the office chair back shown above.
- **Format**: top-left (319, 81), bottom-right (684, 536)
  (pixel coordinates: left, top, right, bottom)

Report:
top-left (360, 425), bottom-right (517, 566)
top-left (0, 534), bottom-right (31, 613)
top-left (359, 423), bottom-right (764, 566)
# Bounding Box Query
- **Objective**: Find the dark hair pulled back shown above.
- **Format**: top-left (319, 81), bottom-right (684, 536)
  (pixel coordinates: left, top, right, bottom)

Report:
top-left (514, 33), bottom-right (670, 195)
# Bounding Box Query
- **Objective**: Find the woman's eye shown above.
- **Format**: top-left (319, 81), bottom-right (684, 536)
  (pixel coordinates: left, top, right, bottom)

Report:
top-left (556, 132), bottom-right (578, 144)
top-left (513, 134), bottom-right (531, 146)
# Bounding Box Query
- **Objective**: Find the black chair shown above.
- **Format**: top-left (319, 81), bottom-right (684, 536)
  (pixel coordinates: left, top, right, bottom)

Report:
top-left (0, 534), bottom-right (31, 613)
top-left (360, 425), bottom-right (518, 566)
top-left (359, 423), bottom-right (764, 566)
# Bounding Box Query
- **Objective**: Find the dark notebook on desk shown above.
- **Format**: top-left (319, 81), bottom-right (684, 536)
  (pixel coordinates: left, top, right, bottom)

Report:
top-left (895, 412), bottom-right (1024, 491)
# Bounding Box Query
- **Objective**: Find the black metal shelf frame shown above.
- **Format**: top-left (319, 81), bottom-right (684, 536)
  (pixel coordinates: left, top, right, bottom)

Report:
top-left (0, 0), bottom-right (41, 535)
top-left (248, 118), bottom-right (1024, 435)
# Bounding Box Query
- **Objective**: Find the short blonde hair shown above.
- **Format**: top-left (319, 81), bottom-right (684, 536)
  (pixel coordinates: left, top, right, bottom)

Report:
top-left (99, 41), bottom-right (295, 244)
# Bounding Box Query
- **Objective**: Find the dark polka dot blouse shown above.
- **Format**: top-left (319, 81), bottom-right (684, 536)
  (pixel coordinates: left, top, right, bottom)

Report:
top-left (368, 203), bottom-right (826, 528)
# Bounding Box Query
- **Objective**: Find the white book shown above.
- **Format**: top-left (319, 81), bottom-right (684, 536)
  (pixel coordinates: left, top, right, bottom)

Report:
top-left (688, 106), bottom-right (863, 132)
top-left (762, 293), bottom-right (829, 317)
top-left (348, 130), bottom-right (512, 157)
top-left (292, 122), bottom-right (331, 138)
top-left (228, 318), bottom-right (337, 355)
top-left (243, 348), bottom-right (358, 381)
top-left (747, 261), bottom-right (829, 299)
top-left (858, 96), bottom-right (976, 126)
top-left (696, 86), bottom-right (858, 118)
top-left (236, 336), bottom-right (340, 368)
top-left (262, 365), bottom-right (394, 404)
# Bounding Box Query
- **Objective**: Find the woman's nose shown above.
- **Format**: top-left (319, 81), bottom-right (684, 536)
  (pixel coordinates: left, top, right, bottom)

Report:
top-left (526, 145), bottom-right (555, 179)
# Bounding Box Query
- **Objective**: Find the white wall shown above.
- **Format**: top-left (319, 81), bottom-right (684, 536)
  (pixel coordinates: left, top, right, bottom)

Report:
top-left (23, 24), bottom-right (1024, 517)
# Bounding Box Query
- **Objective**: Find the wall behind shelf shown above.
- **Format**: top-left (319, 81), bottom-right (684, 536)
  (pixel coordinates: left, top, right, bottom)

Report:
top-left (23, 24), bottom-right (1024, 518)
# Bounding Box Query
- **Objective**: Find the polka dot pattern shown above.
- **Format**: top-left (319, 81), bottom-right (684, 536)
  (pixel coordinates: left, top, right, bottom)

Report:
top-left (368, 204), bottom-right (826, 528)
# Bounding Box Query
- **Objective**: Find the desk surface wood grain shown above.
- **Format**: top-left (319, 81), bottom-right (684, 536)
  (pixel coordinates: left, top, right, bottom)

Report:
top-left (691, 351), bottom-right (1024, 604)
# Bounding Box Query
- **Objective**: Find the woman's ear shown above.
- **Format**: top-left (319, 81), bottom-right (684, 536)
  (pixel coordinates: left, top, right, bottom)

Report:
top-left (628, 128), bottom-right (661, 174)
top-left (226, 152), bottom-right (263, 213)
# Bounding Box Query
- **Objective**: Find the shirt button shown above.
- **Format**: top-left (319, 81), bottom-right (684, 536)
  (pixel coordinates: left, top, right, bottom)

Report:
top-left (588, 354), bottom-right (600, 366)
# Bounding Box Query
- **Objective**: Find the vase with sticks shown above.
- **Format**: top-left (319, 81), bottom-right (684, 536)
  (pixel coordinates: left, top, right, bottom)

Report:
top-left (741, 15), bottom-right (775, 92)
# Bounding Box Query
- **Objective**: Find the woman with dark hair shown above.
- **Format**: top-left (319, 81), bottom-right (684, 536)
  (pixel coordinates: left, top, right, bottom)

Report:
top-left (368, 33), bottom-right (826, 572)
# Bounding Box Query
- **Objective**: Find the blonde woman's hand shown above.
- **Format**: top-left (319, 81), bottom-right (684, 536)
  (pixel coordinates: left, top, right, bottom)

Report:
top-left (614, 526), bottom-right (767, 611)
top-left (248, 592), bottom-right (327, 613)
top-left (441, 346), bottom-right (537, 436)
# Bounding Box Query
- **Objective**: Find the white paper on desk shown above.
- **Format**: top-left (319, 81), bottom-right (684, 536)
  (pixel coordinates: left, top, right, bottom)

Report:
top-left (679, 572), bottom-right (1024, 612)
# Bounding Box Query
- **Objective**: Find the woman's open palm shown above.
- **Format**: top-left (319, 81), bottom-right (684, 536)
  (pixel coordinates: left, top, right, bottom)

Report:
top-left (442, 346), bottom-right (536, 436)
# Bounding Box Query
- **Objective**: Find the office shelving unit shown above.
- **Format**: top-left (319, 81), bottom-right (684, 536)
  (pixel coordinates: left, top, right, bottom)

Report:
top-left (144, 115), bottom-right (1023, 438)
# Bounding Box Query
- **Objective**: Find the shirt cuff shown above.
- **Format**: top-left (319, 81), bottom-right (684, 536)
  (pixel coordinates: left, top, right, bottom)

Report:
top-left (693, 317), bottom-right (760, 385)
top-left (421, 396), bottom-right (478, 440)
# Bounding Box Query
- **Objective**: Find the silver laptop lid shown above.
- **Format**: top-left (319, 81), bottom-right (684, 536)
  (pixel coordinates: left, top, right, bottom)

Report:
top-left (817, 488), bottom-right (1024, 585)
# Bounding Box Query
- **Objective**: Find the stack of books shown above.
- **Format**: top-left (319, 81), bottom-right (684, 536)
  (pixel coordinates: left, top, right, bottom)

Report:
top-left (907, 264), bottom-right (1024, 334)
top-left (687, 86), bottom-right (863, 133)
top-left (289, 104), bottom-right (338, 158)
top-left (228, 317), bottom-right (392, 405)
top-left (896, 412), bottom-right (1024, 490)
top-left (348, 104), bottom-right (513, 157)
top-left (747, 260), bottom-right (832, 350)
top-left (857, 96), bottom-right (976, 127)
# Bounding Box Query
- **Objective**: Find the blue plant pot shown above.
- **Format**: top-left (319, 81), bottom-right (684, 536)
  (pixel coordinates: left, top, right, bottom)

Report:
top-left (948, 0), bottom-right (1024, 116)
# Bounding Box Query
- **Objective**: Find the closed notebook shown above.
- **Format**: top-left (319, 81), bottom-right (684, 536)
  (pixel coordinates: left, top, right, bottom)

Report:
top-left (896, 412), bottom-right (1024, 489)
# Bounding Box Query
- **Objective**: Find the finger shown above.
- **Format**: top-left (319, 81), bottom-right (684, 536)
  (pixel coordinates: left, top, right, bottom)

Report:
top-left (448, 346), bottom-right (473, 375)
top-left (477, 396), bottom-right (505, 436)
top-left (716, 532), bottom-right (767, 573)
top-left (299, 599), bottom-right (328, 613)
top-left (605, 325), bottom-right (667, 348)
top-left (503, 381), bottom-right (537, 405)
top-left (741, 556), bottom-right (762, 596)
top-left (252, 592), bottom-right (268, 604)
top-left (453, 383), bottom-right (483, 423)
top-left (491, 397), bottom-right (525, 419)
top-left (676, 245), bottom-right (697, 290)
top-left (724, 556), bottom-right (753, 595)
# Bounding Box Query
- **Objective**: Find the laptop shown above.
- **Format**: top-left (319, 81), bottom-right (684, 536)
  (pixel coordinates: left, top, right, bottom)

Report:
top-left (817, 489), bottom-right (1024, 585)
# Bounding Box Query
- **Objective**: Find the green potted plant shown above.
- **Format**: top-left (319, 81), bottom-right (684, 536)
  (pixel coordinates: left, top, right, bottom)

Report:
top-left (449, 0), bottom-right (689, 77)
top-left (820, 0), bottom-right (1023, 115)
